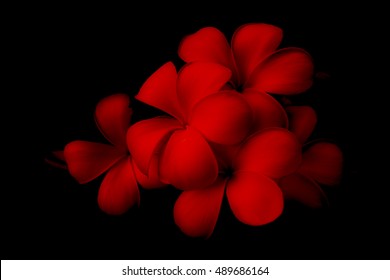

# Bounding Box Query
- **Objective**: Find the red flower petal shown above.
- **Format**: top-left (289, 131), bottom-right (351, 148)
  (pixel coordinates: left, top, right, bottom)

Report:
top-left (126, 116), bottom-right (182, 175)
top-left (299, 142), bottom-right (343, 186)
top-left (98, 157), bottom-right (139, 215)
top-left (246, 48), bottom-right (314, 95)
top-left (279, 173), bottom-right (327, 208)
top-left (235, 128), bottom-right (301, 178)
top-left (232, 23), bottom-right (283, 84)
top-left (286, 106), bottom-right (317, 144)
top-left (136, 62), bottom-right (184, 121)
top-left (174, 177), bottom-right (226, 238)
top-left (132, 155), bottom-right (165, 189)
top-left (242, 89), bottom-right (288, 132)
top-left (177, 62), bottom-right (231, 117)
top-left (95, 93), bottom-right (132, 150)
top-left (159, 126), bottom-right (218, 190)
top-left (189, 90), bottom-right (252, 145)
top-left (64, 141), bottom-right (126, 184)
top-left (226, 171), bottom-right (283, 226)
top-left (178, 27), bottom-right (235, 73)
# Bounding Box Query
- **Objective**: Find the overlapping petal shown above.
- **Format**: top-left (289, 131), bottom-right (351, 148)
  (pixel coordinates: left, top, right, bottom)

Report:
top-left (235, 128), bottom-right (301, 178)
top-left (232, 23), bottom-right (283, 84)
top-left (159, 126), bottom-right (218, 190)
top-left (126, 116), bottom-right (182, 175)
top-left (287, 106), bottom-right (317, 144)
top-left (178, 27), bottom-right (235, 72)
top-left (64, 141), bottom-right (126, 184)
top-left (136, 62), bottom-right (183, 121)
top-left (299, 142), bottom-right (343, 186)
top-left (132, 156), bottom-right (165, 189)
top-left (242, 89), bottom-right (288, 132)
top-left (189, 90), bottom-right (252, 145)
top-left (279, 173), bottom-right (327, 208)
top-left (226, 171), bottom-right (283, 225)
top-left (177, 62), bottom-right (231, 116)
top-left (95, 93), bottom-right (132, 150)
top-left (174, 177), bottom-right (226, 238)
top-left (97, 157), bottom-right (139, 215)
top-left (246, 48), bottom-right (314, 95)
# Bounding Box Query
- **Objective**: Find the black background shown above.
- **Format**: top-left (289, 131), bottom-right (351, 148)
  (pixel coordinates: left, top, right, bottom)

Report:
top-left (4, 4), bottom-right (386, 260)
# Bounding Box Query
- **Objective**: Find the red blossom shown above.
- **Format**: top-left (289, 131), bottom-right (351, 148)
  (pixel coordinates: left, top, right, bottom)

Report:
top-left (179, 23), bottom-right (315, 133)
top-left (279, 142), bottom-right (343, 208)
top-left (63, 94), bottom-right (164, 215)
top-left (174, 128), bottom-right (302, 237)
top-left (179, 23), bottom-right (314, 95)
top-left (279, 106), bottom-right (343, 207)
top-left (127, 62), bottom-right (256, 190)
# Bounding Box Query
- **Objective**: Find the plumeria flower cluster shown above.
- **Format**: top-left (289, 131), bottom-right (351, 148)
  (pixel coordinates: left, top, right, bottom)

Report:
top-left (50, 23), bottom-right (343, 237)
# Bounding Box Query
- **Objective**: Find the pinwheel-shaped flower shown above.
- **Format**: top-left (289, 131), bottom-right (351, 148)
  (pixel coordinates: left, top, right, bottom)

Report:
top-left (127, 61), bottom-right (255, 190)
top-left (279, 106), bottom-right (343, 207)
top-left (174, 128), bottom-right (302, 238)
top-left (64, 94), bottom-right (164, 215)
top-left (179, 23), bottom-right (313, 132)
top-left (179, 23), bottom-right (314, 96)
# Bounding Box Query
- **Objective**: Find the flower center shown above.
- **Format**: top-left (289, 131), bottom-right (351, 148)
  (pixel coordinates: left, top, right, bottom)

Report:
top-left (228, 81), bottom-right (244, 93)
top-left (235, 84), bottom-right (244, 93)
top-left (220, 166), bottom-right (234, 179)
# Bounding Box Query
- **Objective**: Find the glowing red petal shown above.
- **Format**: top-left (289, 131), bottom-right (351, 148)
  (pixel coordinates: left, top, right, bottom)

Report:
top-left (226, 171), bottom-right (283, 226)
top-left (132, 156), bottom-right (165, 189)
top-left (177, 62), bottom-right (231, 117)
top-left (159, 126), bottom-right (218, 190)
top-left (136, 62), bottom-right (183, 121)
top-left (247, 48), bottom-right (314, 95)
top-left (242, 89), bottom-right (288, 132)
top-left (235, 128), bottom-right (301, 178)
top-left (97, 157), bottom-right (139, 215)
top-left (64, 141), bottom-right (125, 184)
top-left (279, 173), bottom-right (327, 208)
top-left (126, 116), bottom-right (182, 175)
top-left (299, 142), bottom-right (343, 186)
top-left (232, 23), bottom-right (283, 84)
top-left (174, 177), bottom-right (226, 238)
top-left (189, 90), bottom-right (252, 145)
top-left (95, 93), bottom-right (132, 150)
top-left (178, 27), bottom-right (235, 72)
top-left (286, 106), bottom-right (317, 144)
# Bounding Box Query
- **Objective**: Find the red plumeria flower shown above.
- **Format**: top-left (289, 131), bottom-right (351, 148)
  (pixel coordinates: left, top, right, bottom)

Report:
top-left (179, 23), bottom-right (314, 95)
top-left (173, 128), bottom-right (302, 238)
top-left (127, 61), bottom-right (257, 190)
top-left (178, 23), bottom-right (314, 133)
top-left (63, 94), bottom-right (164, 215)
top-left (279, 106), bottom-right (343, 207)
